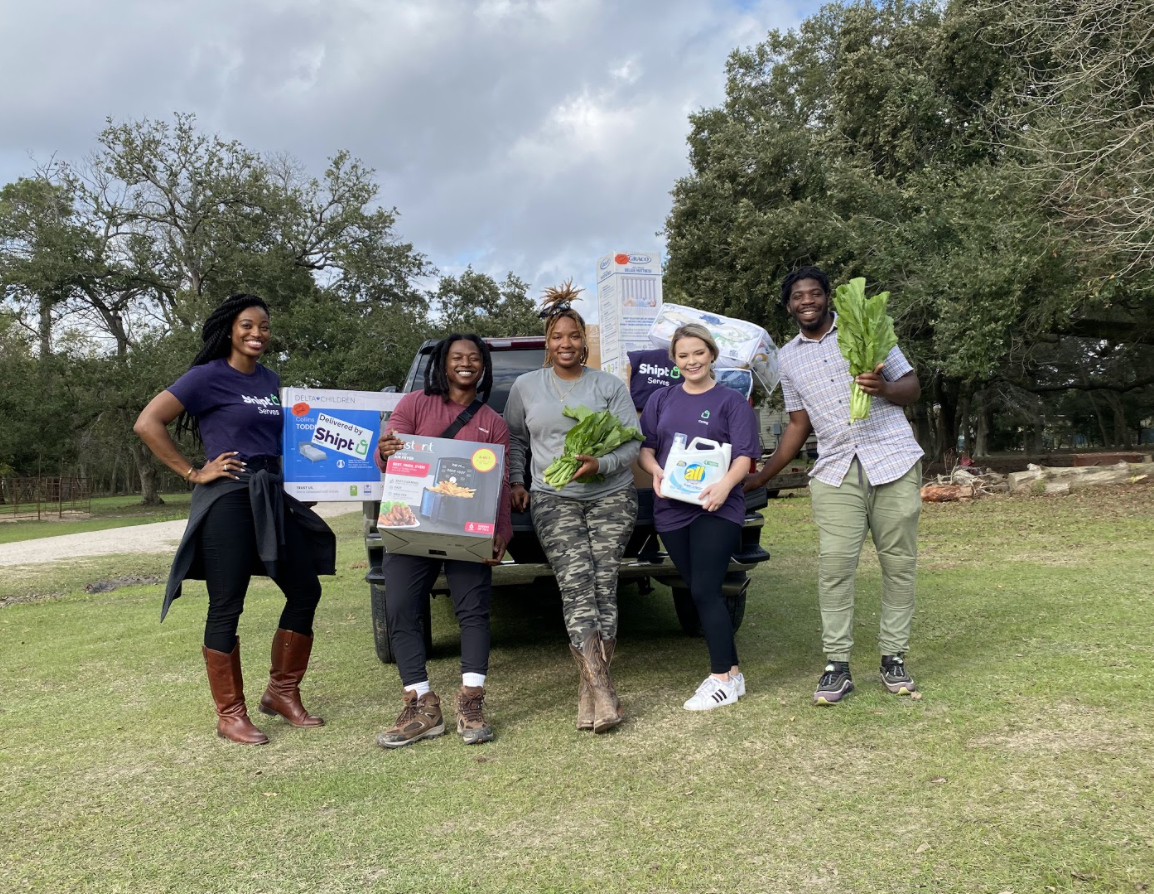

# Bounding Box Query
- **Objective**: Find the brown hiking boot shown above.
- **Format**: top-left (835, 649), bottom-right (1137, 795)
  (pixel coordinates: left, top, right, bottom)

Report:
top-left (376, 690), bottom-right (445, 749)
top-left (455, 685), bottom-right (494, 745)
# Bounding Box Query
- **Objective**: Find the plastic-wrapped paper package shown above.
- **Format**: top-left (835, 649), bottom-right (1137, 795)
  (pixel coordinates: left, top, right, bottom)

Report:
top-left (647, 303), bottom-right (780, 394)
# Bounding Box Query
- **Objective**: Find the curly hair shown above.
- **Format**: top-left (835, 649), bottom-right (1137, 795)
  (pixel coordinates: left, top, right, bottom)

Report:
top-left (175, 293), bottom-right (270, 443)
top-left (779, 266), bottom-right (830, 308)
top-left (424, 333), bottom-right (494, 404)
top-left (539, 279), bottom-right (589, 367)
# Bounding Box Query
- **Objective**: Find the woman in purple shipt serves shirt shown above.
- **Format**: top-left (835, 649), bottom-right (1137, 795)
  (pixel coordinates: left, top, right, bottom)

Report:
top-left (638, 323), bottom-right (760, 712)
top-left (135, 294), bottom-right (335, 746)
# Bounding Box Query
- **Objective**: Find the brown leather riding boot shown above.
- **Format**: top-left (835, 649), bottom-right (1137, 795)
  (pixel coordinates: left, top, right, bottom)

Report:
top-left (259, 628), bottom-right (325, 727)
top-left (203, 640), bottom-right (269, 745)
top-left (570, 644), bottom-right (595, 731)
top-left (578, 633), bottom-right (622, 734)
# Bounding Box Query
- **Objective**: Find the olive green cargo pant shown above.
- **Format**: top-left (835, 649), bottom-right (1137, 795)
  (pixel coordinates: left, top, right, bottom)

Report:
top-left (808, 459), bottom-right (921, 662)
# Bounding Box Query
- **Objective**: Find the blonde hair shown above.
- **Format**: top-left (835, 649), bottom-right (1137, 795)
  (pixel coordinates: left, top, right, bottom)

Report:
top-left (540, 279), bottom-right (589, 367)
top-left (669, 323), bottom-right (719, 378)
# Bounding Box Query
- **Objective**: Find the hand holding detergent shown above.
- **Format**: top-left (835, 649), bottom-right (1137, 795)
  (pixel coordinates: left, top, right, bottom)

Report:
top-left (660, 434), bottom-right (733, 506)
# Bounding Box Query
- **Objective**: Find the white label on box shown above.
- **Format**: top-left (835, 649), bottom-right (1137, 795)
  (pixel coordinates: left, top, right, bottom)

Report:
top-left (312, 412), bottom-right (373, 460)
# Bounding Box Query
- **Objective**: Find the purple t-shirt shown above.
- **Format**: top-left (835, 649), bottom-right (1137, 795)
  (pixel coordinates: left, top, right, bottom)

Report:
top-left (640, 383), bottom-right (761, 531)
top-left (167, 359), bottom-right (282, 461)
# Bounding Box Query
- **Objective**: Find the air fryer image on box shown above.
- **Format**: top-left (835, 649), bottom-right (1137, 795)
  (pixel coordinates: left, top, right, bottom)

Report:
top-left (379, 435), bottom-right (505, 563)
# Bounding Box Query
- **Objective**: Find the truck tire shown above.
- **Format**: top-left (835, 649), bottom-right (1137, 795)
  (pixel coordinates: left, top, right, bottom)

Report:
top-left (671, 572), bottom-right (749, 637)
top-left (370, 582), bottom-right (433, 664)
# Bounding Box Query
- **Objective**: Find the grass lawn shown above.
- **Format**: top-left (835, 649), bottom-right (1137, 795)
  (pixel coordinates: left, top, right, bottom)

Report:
top-left (0, 492), bottom-right (192, 545)
top-left (3, 485), bottom-right (1152, 893)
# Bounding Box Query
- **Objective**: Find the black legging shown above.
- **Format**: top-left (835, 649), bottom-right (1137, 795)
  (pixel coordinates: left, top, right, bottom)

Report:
top-left (200, 488), bottom-right (322, 652)
top-left (661, 515), bottom-right (741, 674)
top-left (382, 552), bottom-right (491, 688)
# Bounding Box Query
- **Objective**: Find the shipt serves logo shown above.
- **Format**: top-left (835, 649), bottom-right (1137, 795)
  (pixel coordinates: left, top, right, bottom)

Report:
top-left (311, 413), bottom-right (372, 460)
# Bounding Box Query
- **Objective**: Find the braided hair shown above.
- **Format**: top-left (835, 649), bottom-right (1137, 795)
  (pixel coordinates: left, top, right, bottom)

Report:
top-left (424, 333), bottom-right (494, 405)
top-left (539, 279), bottom-right (588, 367)
top-left (174, 293), bottom-right (270, 443)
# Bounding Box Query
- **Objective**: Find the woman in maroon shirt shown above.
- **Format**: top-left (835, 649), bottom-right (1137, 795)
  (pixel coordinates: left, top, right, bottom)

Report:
top-left (372, 333), bottom-right (512, 749)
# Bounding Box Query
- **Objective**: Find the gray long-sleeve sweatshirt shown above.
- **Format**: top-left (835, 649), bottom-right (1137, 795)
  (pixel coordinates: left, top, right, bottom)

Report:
top-left (505, 367), bottom-right (640, 501)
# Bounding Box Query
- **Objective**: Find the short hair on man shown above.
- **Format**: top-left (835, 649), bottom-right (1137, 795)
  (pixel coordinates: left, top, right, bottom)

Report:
top-left (779, 266), bottom-right (831, 308)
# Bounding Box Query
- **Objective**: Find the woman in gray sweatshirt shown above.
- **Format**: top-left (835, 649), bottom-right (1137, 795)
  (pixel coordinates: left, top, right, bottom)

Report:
top-left (506, 282), bottom-right (640, 733)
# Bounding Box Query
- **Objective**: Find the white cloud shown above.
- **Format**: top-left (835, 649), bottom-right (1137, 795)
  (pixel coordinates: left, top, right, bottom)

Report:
top-left (0, 0), bottom-right (818, 318)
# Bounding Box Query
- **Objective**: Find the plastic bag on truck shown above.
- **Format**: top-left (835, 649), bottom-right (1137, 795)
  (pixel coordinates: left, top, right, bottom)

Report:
top-left (647, 303), bottom-right (780, 394)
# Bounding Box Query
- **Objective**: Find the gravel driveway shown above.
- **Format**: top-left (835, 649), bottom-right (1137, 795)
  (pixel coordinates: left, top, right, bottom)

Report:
top-left (0, 502), bottom-right (360, 568)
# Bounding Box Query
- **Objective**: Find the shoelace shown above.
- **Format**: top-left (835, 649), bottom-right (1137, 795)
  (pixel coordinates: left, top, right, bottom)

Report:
top-left (394, 701), bottom-right (421, 727)
top-left (882, 659), bottom-right (906, 678)
top-left (818, 667), bottom-right (849, 687)
top-left (458, 695), bottom-right (485, 722)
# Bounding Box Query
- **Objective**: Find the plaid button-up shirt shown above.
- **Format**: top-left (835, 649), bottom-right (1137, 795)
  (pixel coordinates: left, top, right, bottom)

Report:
top-left (780, 315), bottom-right (923, 487)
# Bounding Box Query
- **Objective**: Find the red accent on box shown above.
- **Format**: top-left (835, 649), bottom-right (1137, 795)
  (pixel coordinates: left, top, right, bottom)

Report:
top-left (464, 521), bottom-right (494, 535)
top-left (385, 459), bottom-right (431, 477)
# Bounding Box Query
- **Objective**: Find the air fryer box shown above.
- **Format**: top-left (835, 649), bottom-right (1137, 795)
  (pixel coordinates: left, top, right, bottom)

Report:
top-left (281, 388), bottom-right (402, 501)
top-left (379, 435), bottom-right (505, 563)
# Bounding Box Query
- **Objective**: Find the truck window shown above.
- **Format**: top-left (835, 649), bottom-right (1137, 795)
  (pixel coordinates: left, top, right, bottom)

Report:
top-left (409, 348), bottom-right (547, 415)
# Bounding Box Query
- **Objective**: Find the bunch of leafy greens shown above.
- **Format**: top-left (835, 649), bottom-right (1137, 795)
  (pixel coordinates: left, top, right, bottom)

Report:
top-left (833, 277), bottom-right (899, 423)
top-left (543, 405), bottom-right (644, 488)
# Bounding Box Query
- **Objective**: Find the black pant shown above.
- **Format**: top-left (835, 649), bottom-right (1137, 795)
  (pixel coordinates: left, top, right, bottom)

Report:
top-left (200, 488), bottom-right (322, 652)
top-left (382, 552), bottom-right (491, 688)
top-left (661, 515), bottom-right (741, 674)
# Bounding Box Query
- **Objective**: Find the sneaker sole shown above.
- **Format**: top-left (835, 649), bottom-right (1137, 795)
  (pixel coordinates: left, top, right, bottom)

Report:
top-left (376, 721), bottom-right (446, 749)
top-left (459, 726), bottom-right (495, 745)
top-left (813, 682), bottom-right (854, 706)
top-left (881, 677), bottom-right (916, 695)
top-left (683, 696), bottom-right (739, 712)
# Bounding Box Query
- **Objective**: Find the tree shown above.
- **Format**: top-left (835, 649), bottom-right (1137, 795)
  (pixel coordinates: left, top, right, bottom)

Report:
top-left (432, 268), bottom-right (540, 338)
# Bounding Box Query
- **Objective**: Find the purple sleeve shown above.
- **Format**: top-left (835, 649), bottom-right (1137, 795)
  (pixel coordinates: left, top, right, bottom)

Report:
top-left (727, 393), bottom-right (761, 460)
top-left (639, 388), bottom-right (663, 451)
top-left (166, 365), bottom-right (210, 416)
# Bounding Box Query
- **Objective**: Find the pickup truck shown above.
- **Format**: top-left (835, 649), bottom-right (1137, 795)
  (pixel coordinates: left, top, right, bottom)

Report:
top-left (362, 336), bottom-right (772, 663)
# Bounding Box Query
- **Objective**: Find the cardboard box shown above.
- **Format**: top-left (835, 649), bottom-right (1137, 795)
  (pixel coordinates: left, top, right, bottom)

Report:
top-left (281, 388), bottom-right (402, 501)
top-left (596, 251), bottom-right (663, 383)
top-left (648, 303), bottom-right (781, 394)
top-left (379, 435), bottom-right (505, 563)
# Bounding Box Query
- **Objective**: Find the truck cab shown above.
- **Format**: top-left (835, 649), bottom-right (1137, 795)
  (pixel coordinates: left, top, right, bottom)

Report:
top-left (362, 336), bottom-right (771, 663)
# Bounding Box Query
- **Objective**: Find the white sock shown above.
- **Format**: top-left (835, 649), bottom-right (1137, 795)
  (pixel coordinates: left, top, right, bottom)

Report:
top-left (405, 680), bottom-right (431, 697)
top-left (462, 673), bottom-right (486, 689)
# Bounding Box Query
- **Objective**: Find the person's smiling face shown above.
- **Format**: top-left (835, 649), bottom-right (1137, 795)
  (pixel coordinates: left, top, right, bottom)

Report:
top-left (231, 306), bottom-right (270, 359)
top-left (445, 339), bottom-right (484, 391)
top-left (786, 277), bottom-right (833, 335)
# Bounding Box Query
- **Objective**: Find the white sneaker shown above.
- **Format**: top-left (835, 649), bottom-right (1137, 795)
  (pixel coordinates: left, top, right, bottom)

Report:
top-left (731, 671), bottom-right (746, 698)
top-left (683, 676), bottom-right (739, 711)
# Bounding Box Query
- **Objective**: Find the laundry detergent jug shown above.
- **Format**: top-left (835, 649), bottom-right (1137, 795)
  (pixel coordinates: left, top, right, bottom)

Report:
top-left (661, 435), bottom-right (733, 506)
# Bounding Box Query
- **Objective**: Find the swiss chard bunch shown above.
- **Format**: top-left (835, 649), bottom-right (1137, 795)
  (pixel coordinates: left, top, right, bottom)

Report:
top-left (833, 277), bottom-right (899, 423)
top-left (543, 405), bottom-right (644, 489)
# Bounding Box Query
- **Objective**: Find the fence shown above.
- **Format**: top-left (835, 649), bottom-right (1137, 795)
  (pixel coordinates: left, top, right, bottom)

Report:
top-left (0, 476), bottom-right (92, 521)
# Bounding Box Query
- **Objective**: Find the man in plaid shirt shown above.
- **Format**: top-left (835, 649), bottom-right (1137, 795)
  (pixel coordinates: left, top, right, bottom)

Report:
top-left (747, 266), bottom-right (924, 705)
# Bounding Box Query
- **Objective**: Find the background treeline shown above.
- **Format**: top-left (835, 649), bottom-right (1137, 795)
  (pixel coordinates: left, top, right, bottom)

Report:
top-left (3, 0), bottom-right (1153, 501)
top-left (664, 0), bottom-right (1154, 460)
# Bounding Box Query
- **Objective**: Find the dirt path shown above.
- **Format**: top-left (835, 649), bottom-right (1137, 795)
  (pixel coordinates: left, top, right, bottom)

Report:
top-left (0, 502), bottom-right (361, 568)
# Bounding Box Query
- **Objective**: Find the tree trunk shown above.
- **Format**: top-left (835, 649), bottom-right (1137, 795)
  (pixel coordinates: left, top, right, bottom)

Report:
top-left (131, 440), bottom-right (163, 505)
top-left (1102, 391), bottom-right (1132, 448)
top-left (958, 390), bottom-right (973, 457)
top-left (932, 375), bottom-right (959, 462)
top-left (974, 390), bottom-right (991, 458)
top-left (39, 294), bottom-right (54, 357)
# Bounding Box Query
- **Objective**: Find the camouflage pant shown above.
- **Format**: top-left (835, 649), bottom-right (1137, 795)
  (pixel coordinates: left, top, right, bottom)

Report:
top-left (532, 487), bottom-right (638, 647)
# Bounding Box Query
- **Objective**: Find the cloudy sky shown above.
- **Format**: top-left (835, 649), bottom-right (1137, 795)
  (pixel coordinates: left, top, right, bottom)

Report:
top-left (1, 0), bottom-right (821, 314)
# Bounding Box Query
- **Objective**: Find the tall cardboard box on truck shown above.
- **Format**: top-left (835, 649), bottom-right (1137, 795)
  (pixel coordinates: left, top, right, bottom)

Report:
top-left (379, 435), bottom-right (505, 563)
top-left (281, 388), bottom-right (401, 501)
top-left (596, 251), bottom-right (663, 383)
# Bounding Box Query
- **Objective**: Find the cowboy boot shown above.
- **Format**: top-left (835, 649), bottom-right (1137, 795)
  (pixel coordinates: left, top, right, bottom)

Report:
top-left (570, 644), bottom-right (595, 731)
top-left (259, 628), bottom-right (324, 727)
top-left (203, 640), bottom-right (269, 745)
top-left (578, 632), bottom-right (622, 734)
top-left (602, 636), bottom-right (625, 720)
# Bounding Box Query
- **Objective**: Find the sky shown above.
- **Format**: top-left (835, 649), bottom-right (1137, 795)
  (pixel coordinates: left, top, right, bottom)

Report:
top-left (0, 0), bottom-right (822, 317)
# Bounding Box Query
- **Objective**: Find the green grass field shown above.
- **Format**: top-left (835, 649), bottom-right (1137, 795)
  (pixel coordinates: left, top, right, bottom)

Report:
top-left (0, 492), bottom-right (192, 545)
top-left (3, 485), bottom-right (1152, 893)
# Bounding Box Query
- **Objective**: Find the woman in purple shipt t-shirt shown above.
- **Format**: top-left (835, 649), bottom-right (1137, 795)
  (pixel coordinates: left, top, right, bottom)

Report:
top-left (135, 294), bottom-right (335, 746)
top-left (639, 323), bottom-right (760, 713)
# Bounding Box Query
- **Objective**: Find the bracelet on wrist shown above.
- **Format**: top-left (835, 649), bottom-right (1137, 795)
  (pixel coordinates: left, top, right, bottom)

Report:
top-left (184, 467), bottom-right (195, 481)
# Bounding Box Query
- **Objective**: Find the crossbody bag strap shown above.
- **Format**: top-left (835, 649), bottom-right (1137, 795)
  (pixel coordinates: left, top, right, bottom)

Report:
top-left (437, 399), bottom-right (484, 440)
